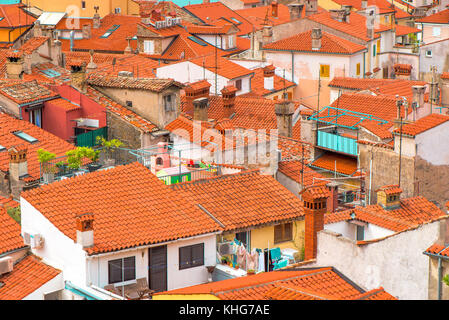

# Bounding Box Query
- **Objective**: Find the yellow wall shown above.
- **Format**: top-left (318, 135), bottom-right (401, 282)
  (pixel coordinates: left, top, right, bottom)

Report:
top-left (0, 26), bottom-right (30, 44)
top-left (250, 220), bottom-right (305, 252)
top-left (28, 0), bottom-right (140, 18)
top-left (318, 0), bottom-right (343, 11)
top-left (153, 294), bottom-right (219, 300)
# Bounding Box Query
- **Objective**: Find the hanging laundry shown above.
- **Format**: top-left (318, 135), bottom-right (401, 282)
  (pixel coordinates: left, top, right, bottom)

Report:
top-left (236, 244), bottom-right (247, 269)
top-left (257, 249), bottom-right (265, 273)
top-left (246, 249), bottom-right (259, 271)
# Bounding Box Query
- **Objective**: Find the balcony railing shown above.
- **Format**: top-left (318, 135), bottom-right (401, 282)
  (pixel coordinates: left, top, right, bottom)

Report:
top-left (317, 131), bottom-right (358, 156)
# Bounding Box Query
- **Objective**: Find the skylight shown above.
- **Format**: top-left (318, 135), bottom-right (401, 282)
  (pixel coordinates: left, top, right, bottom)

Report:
top-left (100, 25), bottom-right (120, 38)
top-left (230, 17), bottom-right (241, 25)
top-left (188, 36), bottom-right (208, 47)
top-left (0, 145), bottom-right (5, 152)
top-left (13, 131), bottom-right (38, 143)
top-left (42, 69), bottom-right (61, 78)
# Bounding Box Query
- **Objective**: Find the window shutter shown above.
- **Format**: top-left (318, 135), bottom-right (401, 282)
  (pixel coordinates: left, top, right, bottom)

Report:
top-left (274, 224), bottom-right (282, 243)
top-left (123, 257), bottom-right (136, 281)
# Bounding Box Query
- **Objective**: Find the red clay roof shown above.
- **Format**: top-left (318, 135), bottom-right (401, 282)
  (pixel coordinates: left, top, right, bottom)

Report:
top-left (87, 75), bottom-right (183, 92)
top-left (264, 30), bottom-right (366, 54)
top-left (393, 113), bottom-right (449, 137)
top-left (0, 205), bottom-right (24, 256)
top-left (189, 54), bottom-right (254, 79)
top-left (0, 4), bottom-right (36, 28)
top-left (0, 255), bottom-right (61, 300)
top-left (235, 4), bottom-right (292, 31)
top-left (278, 160), bottom-right (328, 188)
top-left (0, 113), bottom-right (76, 180)
top-left (417, 8), bottom-right (449, 24)
top-left (19, 37), bottom-right (49, 55)
top-left (88, 54), bottom-right (160, 78)
top-left (424, 243), bottom-right (449, 257)
top-left (0, 80), bottom-right (59, 105)
top-left (22, 162), bottom-right (222, 255)
top-left (156, 267), bottom-right (396, 300)
top-left (311, 153), bottom-right (358, 176)
top-left (376, 184), bottom-right (402, 195)
top-left (325, 196), bottom-right (446, 232)
top-left (395, 24), bottom-right (421, 37)
top-left (171, 170), bottom-right (305, 232)
top-left (64, 51), bottom-right (127, 69)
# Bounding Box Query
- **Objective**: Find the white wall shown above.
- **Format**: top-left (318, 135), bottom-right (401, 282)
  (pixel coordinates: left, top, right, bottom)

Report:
top-left (415, 120), bottom-right (449, 165)
top-left (315, 219), bottom-right (444, 299)
top-left (23, 273), bottom-right (64, 300)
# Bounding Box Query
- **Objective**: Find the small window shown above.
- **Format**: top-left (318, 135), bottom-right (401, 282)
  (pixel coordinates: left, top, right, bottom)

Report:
top-left (179, 243), bottom-right (204, 270)
top-left (373, 44), bottom-right (376, 57)
top-left (426, 50), bottom-right (432, 57)
top-left (81, 1), bottom-right (86, 9)
top-left (144, 40), bottom-right (155, 54)
top-left (319, 64), bottom-right (330, 78)
top-left (356, 225), bottom-right (364, 241)
top-left (235, 79), bottom-right (242, 91)
top-left (164, 94), bottom-right (175, 112)
top-left (115, 7), bottom-right (121, 14)
top-left (13, 131), bottom-right (38, 143)
top-left (126, 100), bottom-right (133, 108)
top-left (433, 27), bottom-right (441, 37)
top-left (108, 257), bottom-right (136, 284)
top-left (274, 223), bottom-right (293, 244)
top-left (356, 63), bottom-right (361, 76)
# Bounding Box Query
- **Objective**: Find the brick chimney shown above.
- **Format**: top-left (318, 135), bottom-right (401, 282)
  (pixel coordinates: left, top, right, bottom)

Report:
top-left (288, 3), bottom-right (304, 20)
top-left (366, 10), bottom-right (375, 39)
top-left (327, 182), bottom-right (339, 213)
top-left (303, 185), bottom-right (330, 260)
top-left (305, 0), bottom-right (318, 16)
top-left (5, 51), bottom-right (24, 79)
top-left (184, 80), bottom-right (211, 116)
top-left (82, 23), bottom-right (91, 39)
top-left (8, 145), bottom-right (28, 197)
top-left (376, 185), bottom-right (402, 210)
top-left (193, 97), bottom-right (209, 122)
top-left (262, 25), bottom-right (273, 46)
top-left (69, 61), bottom-right (87, 93)
top-left (275, 100), bottom-right (295, 137)
top-left (221, 85), bottom-right (237, 119)
top-left (311, 28), bottom-right (322, 51)
top-left (271, 1), bottom-right (279, 17)
top-left (76, 213), bottom-right (94, 248)
top-left (263, 64), bottom-right (275, 91)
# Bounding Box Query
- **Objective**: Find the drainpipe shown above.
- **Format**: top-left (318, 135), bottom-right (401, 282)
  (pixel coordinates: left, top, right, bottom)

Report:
top-left (438, 257), bottom-right (443, 300)
top-left (291, 51), bottom-right (294, 83)
top-left (363, 51), bottom-right (366, 79)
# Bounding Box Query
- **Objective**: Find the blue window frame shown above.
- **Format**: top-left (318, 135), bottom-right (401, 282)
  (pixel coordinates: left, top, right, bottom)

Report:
top-left (13, 131), bottom-right (38, 143)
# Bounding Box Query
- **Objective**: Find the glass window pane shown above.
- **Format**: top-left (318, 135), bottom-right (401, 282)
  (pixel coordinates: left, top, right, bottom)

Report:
top-left (191, 244), bottom-right (204, 267)
top-left (108, 259), bottom-right (122, 284)
top-left (179, 246), bottom-right (191, 269)
top-left (123, 257), bottom-right (136, 281)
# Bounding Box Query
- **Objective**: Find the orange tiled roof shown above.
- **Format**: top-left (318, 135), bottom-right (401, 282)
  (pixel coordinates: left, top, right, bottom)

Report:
top-left (87, 75), bottom-right (183, 92)
top-left (171, 170), bottom-right (305, 232)
top-left (235, 4), bottom-right (291, 30)
top-left (394, 24), bottom-right (421, 37)
top-left (88, 54), bottom-right (160, 78)
top-left (0, 255), bottom-right (61, 300)
top-left (0, 195), bottom-right (18, 209)
top-left (0, 205), bottom-right (25, 256)
top-left (55, 17), bottom-right (93, 30)
top-left (311, 153), bottom-right (358, 176)
top-left (393, 113), bottom-right (449, 137)
top-left (187, 24), bottom-right (235, 34)
top-left (417, 8), bottom-right (449, 24)
top-left (21, 162), bottom-right (222, 255)
top-left (376, 184), bottom-right (402, 195)
top-left (0, 113), bottom-right (76, 180)
top-left (358, 120), bottom-right (393, 140)
top-left (249, 67), bottom-right (297, 97)
top-left (278, 160), bottom-right (327, 187)
top-left (0, 80), bottom-right (59, 105)
top-left (424, 243), bottom-right (449, 257)
top-left (48, 98), bottom-right (81, 111)
top-left (442, 72), bottom-right (449, 80)
top-left (325, 196), bottom-right (446, 232)
top-left (156, 267), bottom-right (396, 300)
top-left (0, 4), bottom-right (36, 28)
top-left (64, 51), bottom-right (127, 69)
top-left (263, 30), bottom-right (366, 54)
top-left (302, 185), bottom-right (331, 199)
top-left (189, 54), bottom-right (254, 80)
top-left (19, 37), bottom-right (49, 55)
top-left (393, 63), bottom-right (412, 76)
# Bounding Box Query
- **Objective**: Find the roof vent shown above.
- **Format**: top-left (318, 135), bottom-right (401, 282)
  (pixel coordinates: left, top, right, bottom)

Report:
top-left (118, 71), bottom-right (133, 78)
top-left (0, 257), bottom-right (13, 276)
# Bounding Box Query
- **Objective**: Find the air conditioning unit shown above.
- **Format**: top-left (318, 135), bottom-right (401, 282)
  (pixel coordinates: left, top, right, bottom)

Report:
top-left (0, 257), bottom-right (13, 276)
top-left (218, 242), bottom-right (233, 255)
top-left (31, 234), bottom-right (44, 249)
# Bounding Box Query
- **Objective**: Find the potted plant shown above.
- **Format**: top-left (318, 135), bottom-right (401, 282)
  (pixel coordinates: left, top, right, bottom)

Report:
top-left (37, 149), bottom-right (56, 183)
top-left (66, 147), bottom-right (99, 171)
top-left (247, 269), bottom-right (255, 275)
top-left (85, 148), bottom-right (101, 172)
top-left (96, 137), bottom-right (123, 166)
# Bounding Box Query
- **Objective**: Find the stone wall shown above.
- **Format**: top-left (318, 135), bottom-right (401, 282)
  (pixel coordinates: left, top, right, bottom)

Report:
top-left (415, 156), bottom-right (449, 208)
top-left (106, 111), bottom-right (143, 150)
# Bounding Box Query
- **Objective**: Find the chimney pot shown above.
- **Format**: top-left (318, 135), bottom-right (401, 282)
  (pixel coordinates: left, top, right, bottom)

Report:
top-left (221, 85), bottom-right (237, 118)
top-left (305, 0), bottom-right (318, 16)
top-left (275, 100), bottom-right (295, 137)
top-left (271, 1), bottom-right (279, 18)
top-left (311, 28), bottom-right (322, 50)
top-left (76, 213), bottom-right (94, 248)
top-left (184, 80), bottom-right (211, 116)
top-left (193, 97), bottom-right (209, 121)
top-left (263, 65), bottom-right (275, 91)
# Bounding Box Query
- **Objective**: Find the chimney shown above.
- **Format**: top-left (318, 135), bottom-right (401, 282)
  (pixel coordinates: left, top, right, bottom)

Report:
top-left (124, 38), bottom-right (133, 54)
top-left (262, 25), bottom-right (273, 46)
top-left (86, 49), bottom-right (97, 72)
top-left (441, 74), bottom-right (449, 109)
top-left (361, 0), bottom-right (368, 9)
top-left (151, 142), bottom-right (171, 174)
top-left (221, 85), bottom-right (237, 119)
top-left (376, 185), bottom-right (402, 210)
top-left (184, 80), bottom-right (211, 116)
top-left (5, 51), bottom-right (24, 79)
top-left (341, 5), bottom-right (351, 22)
top-left (193, 97), bottom-right (209, 122)
top-left (305, 0), bottom-right (318, 16)
top-left (52, 40), bottom-right (63, 67)
top-left (311, 28), bottom-right (322, 50)
top-left (69, 61), bottom-right (87, 93)
top-left (76, 213), bottom-right (94, 248)
top-left (429, 75), bottom-right (439, 106)
top-left (263, 64), bottom-right (275, 91)
top-left (82, 23), bottom-right (91, 39)
top-left (271, 0), bottom-right (279, 18)
top-left (275, 100), bottom-right (295, 137)
top-left (8, 146), bottom-right (28, 181)
top-left (327, 182), bottom-right (339, 213)
top-left (330, 9), bottom-right (346, 22)
top-left (151, 9), bottom-right (162, 21)
top-left (288, 3), bottom-right (304, 20)
top-left (303, 185), bottom-right (330, 260)
top-left (33, 20), bottom-right (42, 37)
top-left (93, 13), bottom-right (101, 29)
top-left (366, 10), bottom-right (375, 39)
top-left (23, 53), bottom-right (32, 75)
top-left (412, 85), bottom-right (426, 109)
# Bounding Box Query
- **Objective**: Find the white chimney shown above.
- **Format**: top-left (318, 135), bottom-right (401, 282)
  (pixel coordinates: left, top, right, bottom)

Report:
top-left (263, 65), bottom-right (275, 91)
top-left (76, 213), bottom-right (94, 248)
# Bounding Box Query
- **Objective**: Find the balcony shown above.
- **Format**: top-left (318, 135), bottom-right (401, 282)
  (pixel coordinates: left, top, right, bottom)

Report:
top-left (317, 131), bottom-right (358, 156)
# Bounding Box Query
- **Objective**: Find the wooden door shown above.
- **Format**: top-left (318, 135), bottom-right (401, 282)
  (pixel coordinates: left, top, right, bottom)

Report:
top-left (148, 245), bottom-right (167, 292)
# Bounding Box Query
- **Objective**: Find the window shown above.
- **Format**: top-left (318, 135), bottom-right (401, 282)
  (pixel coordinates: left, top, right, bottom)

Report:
top-left (13, 131), bottom-right (38, 143)
top-left (356, 63), bottom-right (361, 76)
top-left (274, 223), bottom-right (293, 244)
top-left (108, 256), bottom-right (136, 284)
top-left (433, 27), bottom-right (441, 37)
top-left (144, 40), bottom-right (155, 54)
top-left (126, 100), bottom-right (133, 108)
top-left (287, 92), bottom-right (293, 100)
top-left (179, 243), bottom-right (204, 270)
top-left (426, 50), bottom-right (432, 57)
top-left (373, 44), bottom-right (376, 57)
top-left (319, 64), bottom-right (330, 78)
top-left (114, 7), bottom-right (121, 14)
top-left (235, 79), bottom-right (242, 91)
top-left (377, 39), bottom-right (381, 54)
top-left (164, 94), bottom-right (175, 112)
top-left (81, 1), bottom-right (86, 9)
top-left (29, 108), bottom-right (42, 128)
top-left (356, 225), bottom-right (364, 241)
top-left (228, 35), bottom-right (235, 48)
top-left (100, 25), bottom-right (120, 38)
top-left (235, 231), bottom-right (248, 248)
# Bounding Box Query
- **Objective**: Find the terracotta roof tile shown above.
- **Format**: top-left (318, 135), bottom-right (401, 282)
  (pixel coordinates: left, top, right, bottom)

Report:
top-left (87, 75), bottom-right (183, 92)
top-left (0, 205), bottom-right (24, 256)
top-left (264, 30), bottom-right (366, 54)
top-left (249, 67), bottom-right (296, 97)
top-left (310, 153), bottom-right (358, 176)
top-left (0, 4), bottom-right (36, 28)
top-left (22, 162), bottom-right (222, 255)
top-left (424, 243), bottom-right (449, 256)
top-left (392, 113), bottom-right (449, 137)
top-left (19, 37), bottom-right (49, 55)
top-left (0, 255), bottom-right (61, 300)
top-left (278, 160), bottom-right (328, 188)
top-left (417, 8), bottom-right (449, 24)
top-left (0, 80), bottom-right (59, 105)
top-left (171, 170), bottom-right (305, 232)
top-left (376, 184), bottom-right (402, 195)
top-left (189, 54), bottom-right (254, 79)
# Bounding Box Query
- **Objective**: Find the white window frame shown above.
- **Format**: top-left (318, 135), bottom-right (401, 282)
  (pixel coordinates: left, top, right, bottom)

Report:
top-left (144, 40), bottom-right (155, 54)
top-left (432, 26), bottom-right (441, 37)
top-left (426, 49), bottom-right (432, 57)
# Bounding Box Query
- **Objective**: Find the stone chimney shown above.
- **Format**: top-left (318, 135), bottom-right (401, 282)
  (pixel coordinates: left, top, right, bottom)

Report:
top-left (263, 64), bottom-right (275, 91)
top-left (52, 40), bottom-right (63, 67)
top-left (330, 9), bottom-right (346, 22)
top-left (303, 185), bottom-right (330, 260)
top-left (69, 61), bottom-right (87, 93)
top-left (33, 20), bottom-right (42, 37)
top-left (93, 11), bottom-right (101, 29)
top-left (8, 146), bottom-right (28, 197)
top-left (376, 185), bottom-right (402, 210)
top-left (288, 2), bottom-right (304, 20)
top-left (5, 51), bottom-right (24, 79)
top-left (86, 49), bottom-right (97, 72)
top-left (221, 85), bottom-right (237, 119)
top-left (275, 100), bottom-right (295, 137)
top-left (193, 97), bottom-right (209, 122)
top-left (184, 80), bottom-right (211, 116)
top-left (262, 25), bottom-right (273, 46)
top-left (429, 74), bottom-right (439, 106)
top-left (341, 5), bottom-right (352, 22)
top-left (366, 10), bottom-right (375, 39)
top-left (412, 85), bottom-right (426, 109)
top-left (441, 74), bottom-right (449, 109)
top-left (82, 23), bottom-right (91, 39)
top-left (311, 28), bottom-right (322, 50)
top-left (23, 54), bottom-right (32, 75)
top-left (361, 0), bottom-right (368, 9)
top-left (271, 1), bottom-right (279, 18)
top-left (76, 213), bottom-right (94, 248)
top-left (305, 0), bottom-right (318, 16)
